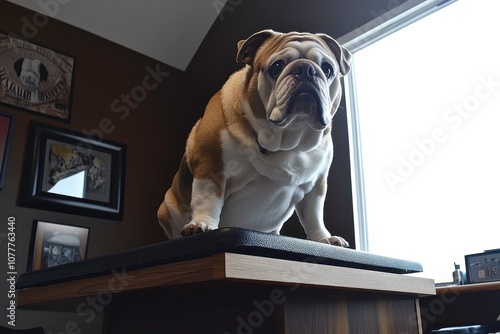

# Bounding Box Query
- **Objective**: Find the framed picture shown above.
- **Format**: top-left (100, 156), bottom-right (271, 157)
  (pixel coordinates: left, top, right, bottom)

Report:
top-left (0, 32), bottom-right (75, 122)
top-left (20, 121), bottom-right (126, 220)
top-left (27, 220), bottom-right (89, 271)
top-left (0, 111), bottom-right (14, 189)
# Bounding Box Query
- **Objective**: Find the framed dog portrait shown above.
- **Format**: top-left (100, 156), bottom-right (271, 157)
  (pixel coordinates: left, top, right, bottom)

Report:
top-left (27, 220), bottom-right (89, 271)
top-left (0, 32), bottom-right (75, 122)
top-left (20, 121), bottom-right (126, 220)
top-left (0, 111), bottom-right (14, 189)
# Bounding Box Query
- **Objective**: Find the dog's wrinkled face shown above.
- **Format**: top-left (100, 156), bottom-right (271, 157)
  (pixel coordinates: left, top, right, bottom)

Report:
top-left (238, 31), bottom-right (351, 132)
top-left (260, 40), bottom-right (341, 130)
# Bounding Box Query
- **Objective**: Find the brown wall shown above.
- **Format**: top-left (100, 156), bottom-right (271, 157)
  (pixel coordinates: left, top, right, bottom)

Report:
top-left (0, 4), bottom-right (194, 328)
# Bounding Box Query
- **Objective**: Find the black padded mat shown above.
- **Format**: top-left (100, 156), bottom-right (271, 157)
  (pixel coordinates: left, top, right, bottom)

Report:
top-left (17, 227), bottom-right (422, 289)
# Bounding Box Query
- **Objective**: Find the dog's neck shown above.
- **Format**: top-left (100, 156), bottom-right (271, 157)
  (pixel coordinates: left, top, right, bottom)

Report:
top-left (250, 117), bottom-right (328, 154)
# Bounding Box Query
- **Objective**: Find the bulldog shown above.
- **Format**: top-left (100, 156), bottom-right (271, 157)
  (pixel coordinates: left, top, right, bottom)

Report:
top-left (157, 30), bottom-right (351, 247)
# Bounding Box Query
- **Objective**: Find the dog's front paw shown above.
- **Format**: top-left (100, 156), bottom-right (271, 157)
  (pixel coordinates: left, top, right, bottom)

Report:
top-left (318, 236), bottom-right (350, 248)
top-left (181, 221), bottom-right (216, 236)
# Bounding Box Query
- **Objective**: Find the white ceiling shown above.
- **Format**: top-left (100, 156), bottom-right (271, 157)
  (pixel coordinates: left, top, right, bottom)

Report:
top-left (7, 0), bottom-right (228, 71)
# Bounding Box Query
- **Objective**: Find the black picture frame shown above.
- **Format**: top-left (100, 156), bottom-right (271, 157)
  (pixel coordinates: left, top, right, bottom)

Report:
top-left (0, 32), bottom-right (75, 122)
top-left (0, 111), bottom-right (14, 189)
top-left (27, 220), bottom-right (90, 271)
top-left (20, 121), bottom-right (126, 220)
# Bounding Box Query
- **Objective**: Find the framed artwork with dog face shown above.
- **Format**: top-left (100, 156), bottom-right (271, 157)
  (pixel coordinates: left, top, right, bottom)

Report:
top-left (0, 32), bottom-right (75, 122)
top-left (20, 121), bottom-right (126, 220)
top-left (27, 220), bottom-right (89, 271)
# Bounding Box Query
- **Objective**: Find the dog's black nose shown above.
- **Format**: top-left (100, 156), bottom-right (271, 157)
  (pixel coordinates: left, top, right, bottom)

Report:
top-left (292, 63), bottom-right (317, 79)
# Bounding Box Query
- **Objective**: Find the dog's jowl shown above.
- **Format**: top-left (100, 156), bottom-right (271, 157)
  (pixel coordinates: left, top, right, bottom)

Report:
top-left (157, 30), bottom-right (351, 247)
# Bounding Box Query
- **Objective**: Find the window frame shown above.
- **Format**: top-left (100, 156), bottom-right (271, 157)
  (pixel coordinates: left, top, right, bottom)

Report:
top-left (337, 0), bottom-right (458, 251)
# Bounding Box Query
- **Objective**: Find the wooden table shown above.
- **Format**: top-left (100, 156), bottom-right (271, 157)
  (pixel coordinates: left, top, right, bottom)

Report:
top-left (419, 281), bottom-right (500, 332)
top-left (18, 252), bottom-right (435, 333)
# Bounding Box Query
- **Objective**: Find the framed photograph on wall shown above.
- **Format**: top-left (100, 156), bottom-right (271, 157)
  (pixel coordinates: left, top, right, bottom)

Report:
top-left (0, 32), bottom-right (75, 122)
top-left (20, 121), bottom-right (126, 220)
top-left (0, 111), bottom-right (14, 189)
top-left (27, 220), bottom-right (89, 271)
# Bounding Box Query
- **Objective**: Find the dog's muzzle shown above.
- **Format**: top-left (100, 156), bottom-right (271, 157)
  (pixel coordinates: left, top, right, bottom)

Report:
top-left (270, 61), bottom-right (330, 130)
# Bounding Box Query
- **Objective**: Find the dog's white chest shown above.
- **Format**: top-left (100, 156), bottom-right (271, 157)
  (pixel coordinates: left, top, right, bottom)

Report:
top-left (220, 176), bottom-right (311, 233)
top-left (217, 130), bottom-right (330, 232)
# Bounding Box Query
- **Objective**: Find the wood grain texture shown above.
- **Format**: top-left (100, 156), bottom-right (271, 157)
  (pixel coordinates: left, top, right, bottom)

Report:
top-left (436, 281), bottom-right (500, 294)
top-left (280, 289), bottom-right (422, 334)
top-left (18, 252), bottom-right (434, 309)
top-left (17, 252), bottom-right (432, 333)
top-left (217, 253), bottom-right (435, 295)
top-left (18, 256), bottom-right (216, 308)
top-left (103, 282), bottom-right (424, 334)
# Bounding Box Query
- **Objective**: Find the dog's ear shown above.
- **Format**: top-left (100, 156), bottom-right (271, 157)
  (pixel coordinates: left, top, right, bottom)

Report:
top-left (236, 29), bottom-right (275, 66)
top-left (317, 33), bottom-right (352, 77)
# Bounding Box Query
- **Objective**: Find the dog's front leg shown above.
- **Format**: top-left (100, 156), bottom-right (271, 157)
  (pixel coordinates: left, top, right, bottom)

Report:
top-left (295, 178), bottom-right (349, 247)
top-left (181, 178), bottom-right (224, 236)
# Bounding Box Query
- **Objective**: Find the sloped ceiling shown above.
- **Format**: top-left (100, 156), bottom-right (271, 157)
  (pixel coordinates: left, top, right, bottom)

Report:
top-left (7, 0), bottom-right (228, 71)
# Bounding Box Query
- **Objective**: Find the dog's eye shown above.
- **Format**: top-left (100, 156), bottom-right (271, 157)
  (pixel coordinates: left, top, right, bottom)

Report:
top-left (269, 60), bottom-right (285, 78)
top-left (321, 62), bottom-right (334, 79)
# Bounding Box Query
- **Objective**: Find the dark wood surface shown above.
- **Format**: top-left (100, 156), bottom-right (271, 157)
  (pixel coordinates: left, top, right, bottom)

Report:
top-left (103, 282), bottom-right (424, 334)
top-left (18, 253), bottom-right (435, 333)
top-left (280, 288), bottom-right (422, 334)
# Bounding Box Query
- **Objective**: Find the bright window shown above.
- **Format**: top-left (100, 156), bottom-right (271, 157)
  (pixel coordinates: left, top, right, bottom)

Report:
top-left (341, 0), bottom-right (500, 283)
